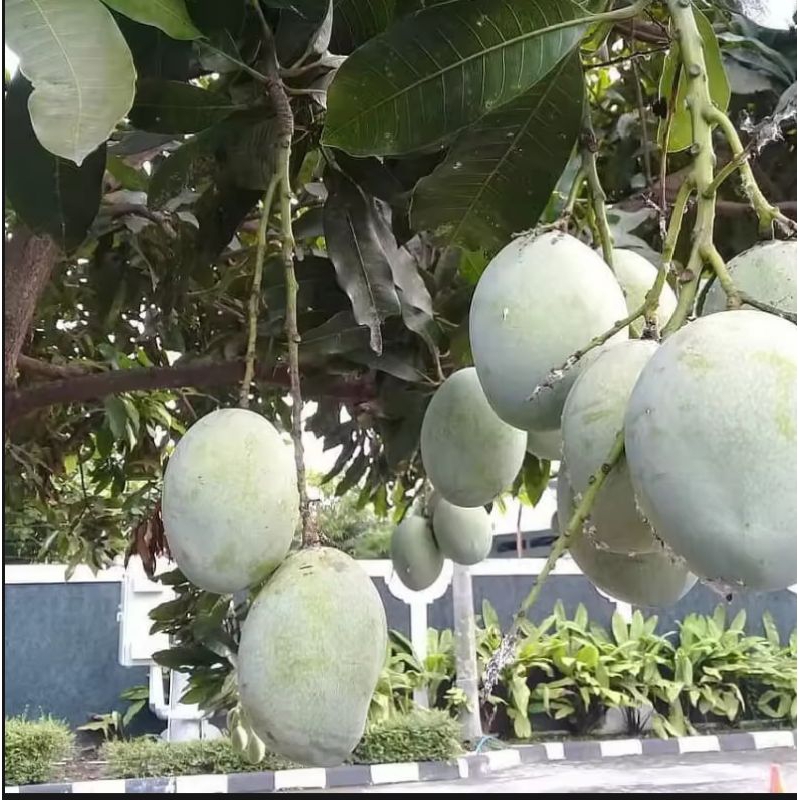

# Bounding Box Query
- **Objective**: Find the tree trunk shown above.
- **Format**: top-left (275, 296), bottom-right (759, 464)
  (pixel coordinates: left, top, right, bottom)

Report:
top-left (452, 563), bottom-right (482, 741)
top-left (4, 226), bottom-right (60, 388)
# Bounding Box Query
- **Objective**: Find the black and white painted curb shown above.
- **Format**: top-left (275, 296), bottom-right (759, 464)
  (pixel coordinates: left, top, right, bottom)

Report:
top-left (6, 729), bottom-right (796, 793)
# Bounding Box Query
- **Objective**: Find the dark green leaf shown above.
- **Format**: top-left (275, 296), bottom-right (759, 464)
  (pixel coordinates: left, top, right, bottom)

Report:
top-left (373, 224), bottom-right (436, 343)
top-left (130, 80), bottom-right (244, 133)
top-left (410, 52), bottom-right (583, 252)
top-left (323, 0), bottom-right (588, 156)
top-left (152, 645), bottom-right (221, 669)
top-left (322, 170), bottom-right (401, 354)
top-left (300, 310), bottom-right (371, 357)
top-left (220, 114), bottom-right (281, 190)
top-left (147, 130), bottom-right (220, 209)
top-left (187, 0), bottom-right (247, 36)
top-left (336, 451), bottom-right (370, 495)
top-left (331, 0), bottom-right (396, 54)
top-left (5, 76), bottom-right (105, 251)
top-left (102, 0), bottom-right (202, 39)
top-left (112, 13), bottom-right (196, 81)
top-left (277, 1), bottom-right (333, 66)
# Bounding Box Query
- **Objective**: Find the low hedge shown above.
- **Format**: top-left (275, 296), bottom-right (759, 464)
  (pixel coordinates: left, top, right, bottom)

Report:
top-left (353, 710), bottom-right (462, 764)
top-left (103, 709), bottom-right (463, 779)
top-left (102, 737), bottom-right (295, 778)
top-left (5, 716), bottom-right (74, 786)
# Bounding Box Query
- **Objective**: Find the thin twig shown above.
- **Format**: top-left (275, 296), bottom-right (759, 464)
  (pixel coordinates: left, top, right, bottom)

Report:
top-left (200, 42), bottom-right (270, 84)
top-left (581, 104), bottom-right (615, 270)
top-left (585, 43), bottom-right (671, 70)
top-left (701, 244), bottom-right (743, 310)
top-left (661, 1), bottom-right (721, 337)
top-left (250, 0), bottom-right (313, 546)
top-left (704, 106), bottom-right (797, 235)
top-left (481, 431), bottom-right (625, 698)
top-left (238, 179), bottom-right (279, 408)
top-left (631, 54), bottom-right (653, 189)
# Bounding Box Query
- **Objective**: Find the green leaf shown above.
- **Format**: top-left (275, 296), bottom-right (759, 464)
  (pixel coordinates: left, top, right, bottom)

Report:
top-left (657, 8), bottom-right (731, 153)
top-left (576, 643), bottom-right (598, 668)
top-left (762, 611), bottom-right (781, 647)
top-left (729, 608), bottom-right (746, 633)
top-left (611, 612), bottom-right (628, 646)
top-left (101, 0), bottom-right (202, 40)
top-left (509, 707), bottom-right (532, 738)
top-left (6, 0), bottom-right (136, 165)
top-left (106, 154), bottom-right (149, 191)
top-left (510, 674), bottom-right (531, 716)
top-left (712, 603), bottom-right (727, 633)
top-left (104, 397), bottom-right (130, 441)
top-left (331, 0), bottom-right (395, 54)
top-left (5, 76), bottom-right (105, 251)
top-left (323, 0), bottom-right (588, 156)
top-left (322, 170), bottom-right (402, 354)
top-left (147, 130), bottom-right (218, 209)
top-left (300, 311), bottom-right (371, 358)
top-left (574, 603), bottom-right (588, 632)
top-left (276, 2), bottom-right (333, 66)
top-left (129, 80), bottom-right (243, 133)
top-left (375, 232), bottom-right (436, 344)
top-left (410, 52), bottom-right (583, 251)
top-left (520, 453), bottom-right (552, 508)
top-left (482, 600), bottom-right (500, 630)
top-left (676, 653), bottom-right (693, 686)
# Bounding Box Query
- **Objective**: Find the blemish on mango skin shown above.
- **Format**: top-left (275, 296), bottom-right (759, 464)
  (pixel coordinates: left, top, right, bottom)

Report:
top-left (677, 348), bottom-right (713, 371)
top-left (753, 350), bottom-right (797, 441)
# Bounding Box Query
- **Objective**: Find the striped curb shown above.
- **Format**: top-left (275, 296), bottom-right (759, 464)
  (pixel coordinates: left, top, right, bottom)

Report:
top-left (6, 729), bottom-right (795, 793)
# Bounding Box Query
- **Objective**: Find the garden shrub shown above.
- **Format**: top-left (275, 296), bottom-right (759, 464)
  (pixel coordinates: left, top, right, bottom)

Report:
top-left (103, 709), bottom-right (462, 778)
top-left (5, 715), bottom-right (74, 786)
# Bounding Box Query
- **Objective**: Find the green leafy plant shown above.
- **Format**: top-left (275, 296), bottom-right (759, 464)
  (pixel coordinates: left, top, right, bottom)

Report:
top-left (77, 683), bottom-right (150, 742)
top-left (4, 715), bottom-right (74, 786)
top-left (149, 568), bottom-right (245, 715)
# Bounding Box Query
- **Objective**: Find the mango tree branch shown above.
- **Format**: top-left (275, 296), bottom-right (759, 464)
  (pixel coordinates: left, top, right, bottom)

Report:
top-left (661, 0), bottom-right (720, 338)
top-left (701, 244), bottom-right (742, 310)
top-left (5, 360), bottom-right (376, 424)
top-left (581, 104), bottom-right (615, 270)
top-left (481, 430), bottom-right (626, 698)
top-left (4, 227), bottom-right (61, 388)
top-left (239, 178), bottom-right (280, 408)
top-left (704, 106), bottom-right (797, 236)
top-left (643, 177), bottom-right (694, 334)
top-left (251, 0), bottom-right (313, 546)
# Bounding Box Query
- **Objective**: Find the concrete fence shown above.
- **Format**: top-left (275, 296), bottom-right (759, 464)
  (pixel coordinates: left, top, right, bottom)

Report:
top-left (4, 560), bottom-right (796, 730)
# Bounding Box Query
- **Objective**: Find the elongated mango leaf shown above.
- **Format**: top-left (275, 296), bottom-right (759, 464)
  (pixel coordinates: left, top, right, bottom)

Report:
top-left (129, 80), bottom-right (244, 133)
top-left (148, 130), bottom-right (220, 209)
top-left (331, 0), bottom-right (396, 54)
top-left (323, 0), bottom-right (588, 156)
top-left (5, 76), bottom-right (105, 251)
top-left (410, 52), bottom-right (583, 252)
top-left (323, 171), bottom-right (402, 354)
top-left (371, 214), bottom-right (436, 342)
top-left (299, 310), bottom-right (372, 358)
top-left (277, 1), bottom-right (333, 66)
top-left (6, 0), bottom-right (137, 166)
top-left (102, 0), bottom-right (201, 39)
top-left (147, 110), bottom-right (278, 207)
top-left (658, 8), bottom-right (730, 153)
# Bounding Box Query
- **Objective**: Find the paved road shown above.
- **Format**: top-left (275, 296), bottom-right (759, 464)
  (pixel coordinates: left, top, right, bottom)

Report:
top-left (298, 750), bottom-right (796, 793)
